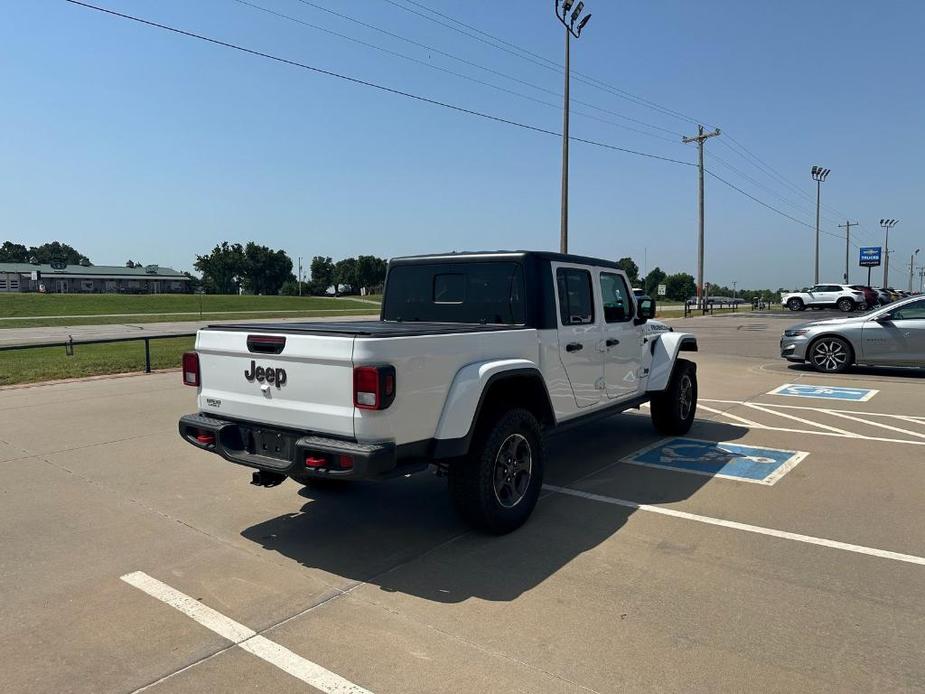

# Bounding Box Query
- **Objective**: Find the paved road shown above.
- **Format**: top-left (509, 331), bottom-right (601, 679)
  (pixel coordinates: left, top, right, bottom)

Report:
top-left (0, 313), bottom-right (379, 347)
top-left (2, 323), bottom-right (924, 692)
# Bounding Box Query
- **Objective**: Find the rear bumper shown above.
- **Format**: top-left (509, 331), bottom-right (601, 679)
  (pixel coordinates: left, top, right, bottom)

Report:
top-left (178, 413), bottom-right (399, 480)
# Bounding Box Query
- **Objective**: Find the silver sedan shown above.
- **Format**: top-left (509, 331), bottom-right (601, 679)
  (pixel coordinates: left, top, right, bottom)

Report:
top-left (780, 295), bottom-right (925, 372)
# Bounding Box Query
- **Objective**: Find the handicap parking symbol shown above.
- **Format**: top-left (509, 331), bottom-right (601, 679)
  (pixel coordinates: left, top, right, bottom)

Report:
top-left (623, 438), bottom-right (808, 485)
top-left (767, 383), bottom-right (878, 402)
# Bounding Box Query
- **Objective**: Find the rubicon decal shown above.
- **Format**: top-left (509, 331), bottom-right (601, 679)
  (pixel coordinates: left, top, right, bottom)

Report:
top-left (244, 360), bottom-right (287, 388)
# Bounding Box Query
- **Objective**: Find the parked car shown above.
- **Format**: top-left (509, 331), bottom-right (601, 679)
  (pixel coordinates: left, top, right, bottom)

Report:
top-left (849, 285), bottom-right (879, 309)
top-left (781, 284), bottom-right (866, 312)
top-left (178, 251), bottom-right (699, 533)
top-left (780, 295), bottom-right (925, 372)
top-left (871, 287), bottom-right (893, 305)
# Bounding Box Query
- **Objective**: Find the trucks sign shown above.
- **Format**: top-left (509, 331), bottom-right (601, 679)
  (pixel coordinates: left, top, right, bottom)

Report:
top-left (859, 246), bottom-right (881, 267)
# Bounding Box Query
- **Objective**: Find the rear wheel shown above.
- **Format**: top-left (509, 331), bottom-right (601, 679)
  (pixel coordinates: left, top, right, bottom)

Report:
top-left (650, 359), bottom-right (697, 435)
top-left (808, 336), bottom-right (853, 373)
top-left (449, 408), bottom-right (544, 534)
top-left (837, 297), bottom-right (854, 312)
top-left (787, 298), bottom-right (804, 311)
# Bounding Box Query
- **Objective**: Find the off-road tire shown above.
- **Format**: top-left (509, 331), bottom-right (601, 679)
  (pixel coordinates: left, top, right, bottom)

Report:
top-left (448, 408), bottom-right (544, 535)
top-left (837, 297), bottom-right (854, 313)
top-left (787, 298), bottom-right (804, 311)
top-left (650, 359), bottom-right (697, 436)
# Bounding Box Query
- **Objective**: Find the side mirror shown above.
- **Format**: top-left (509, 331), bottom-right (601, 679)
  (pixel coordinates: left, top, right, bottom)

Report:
top-left (876, 314), bottom-right (893, 323)
top-left (637, 297), bottom-right (655, 322)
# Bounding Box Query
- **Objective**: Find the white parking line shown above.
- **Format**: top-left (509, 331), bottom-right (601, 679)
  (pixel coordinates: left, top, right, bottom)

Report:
top-left (542, 485), bottom-right (925, 567)
top-left (742, 402), bottom-right (861, 437)
top-left (121, 572), bottom-right (372, 694)
top-left (821, 410), bottom-right (925, 440)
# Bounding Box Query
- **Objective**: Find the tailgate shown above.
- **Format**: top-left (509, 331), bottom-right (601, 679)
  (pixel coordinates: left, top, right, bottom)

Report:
top-left (194, 329), bottom-right (355, 438)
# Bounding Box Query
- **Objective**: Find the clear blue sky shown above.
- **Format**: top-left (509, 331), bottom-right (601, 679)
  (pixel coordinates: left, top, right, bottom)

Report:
top-left (2, 0), bottom-right (923, 289)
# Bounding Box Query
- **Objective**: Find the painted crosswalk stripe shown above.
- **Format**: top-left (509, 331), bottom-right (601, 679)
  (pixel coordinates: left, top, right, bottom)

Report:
top-left (542, 485), bottom-right (925, 567)
top-left (121, 571), bottom-right (372, 694)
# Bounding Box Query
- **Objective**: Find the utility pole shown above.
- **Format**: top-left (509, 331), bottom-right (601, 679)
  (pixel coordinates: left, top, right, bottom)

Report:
top-left (554, 0), bottom-right (591, 254)
top-left (837, 220), bottom-right (857, 284)
top-left (810, 166), bottom-right (831, 284)
top-left (910, 249), bottom-right (920, 292)
top-left (682, 125), bottom-right (721, 309)
top-left (298, 256), bottom-right (303, 296)
top-left (880, 219), bottom-right (898, 287)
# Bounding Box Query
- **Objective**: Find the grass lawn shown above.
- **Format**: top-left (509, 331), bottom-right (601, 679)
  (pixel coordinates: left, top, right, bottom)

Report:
top-left (0, 294), bottom-right (378, 329)
top-left (0, 336), bottom-right (194, 386)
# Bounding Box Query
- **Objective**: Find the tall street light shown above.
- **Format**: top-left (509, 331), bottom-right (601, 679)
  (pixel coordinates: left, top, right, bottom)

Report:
top-left (880, 218), bottom-right (899, 287)
top-left (810, 165), bottom-right (830, 284)
top-left (554, 0), bottom-right (591, 254)
top-left (910, 248), bottom-right (920, 292)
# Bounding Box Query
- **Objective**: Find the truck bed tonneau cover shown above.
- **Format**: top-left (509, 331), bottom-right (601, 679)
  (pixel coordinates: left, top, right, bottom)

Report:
top-left (204, 320), bottom-right (532, 338)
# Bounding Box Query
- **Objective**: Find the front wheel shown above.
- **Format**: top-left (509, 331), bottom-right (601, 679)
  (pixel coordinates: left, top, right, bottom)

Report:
top-left (809, 336), bottom-right (853, 373)
top-left (787, 298), bottom-right (804, 311)
top-left (449, 408), bottom-right (544, 534)
top-left (650, 359), bottom-right (697, 435)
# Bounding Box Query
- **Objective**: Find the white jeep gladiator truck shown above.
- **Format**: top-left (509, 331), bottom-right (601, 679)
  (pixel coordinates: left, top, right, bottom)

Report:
top-left (179, 251), bottom-right (698, 533)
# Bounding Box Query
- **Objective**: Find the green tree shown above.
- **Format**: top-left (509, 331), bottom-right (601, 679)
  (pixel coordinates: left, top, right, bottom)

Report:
top-left (355, 255), bottom-right (387, 291)
top-left (309, 256), bottom-right (335, 295)
top-left (0, 242), bottom-right (30, 262)
top-left (643, 266), bottom-right (666, 297)
top-left (334, 257), bottom-right (358, 294)
top-left (614, 257), bottom-right (639, 287)
top-left (28, 242), bottom-right (90, 265)
top-left (241, 242), bottom-right (293, 295)
top-left (194, 242), bottom-right (245, 294)
top-left (664, 272), bottom-right (696, 301)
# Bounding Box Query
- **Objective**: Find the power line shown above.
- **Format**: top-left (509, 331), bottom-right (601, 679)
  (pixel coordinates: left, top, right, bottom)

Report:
top-left (231, 0), bottom-right (679, 143)
top-left (64, 0), bottom-right (694, 167)
top-left (288, 0), bottom-right (683, 140)
top-left (377, 0), bottom-right (708, 130)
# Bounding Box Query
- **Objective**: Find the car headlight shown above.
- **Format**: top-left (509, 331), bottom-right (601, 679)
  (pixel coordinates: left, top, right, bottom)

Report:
top-left (783, 329), bottom-right (810, 337)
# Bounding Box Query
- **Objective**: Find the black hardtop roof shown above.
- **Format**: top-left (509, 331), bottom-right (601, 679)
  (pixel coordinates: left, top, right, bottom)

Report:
top-left (388, 250), bottom-right (623, 271)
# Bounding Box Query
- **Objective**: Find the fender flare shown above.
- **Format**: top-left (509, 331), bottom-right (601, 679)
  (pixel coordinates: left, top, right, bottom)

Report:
top-left (431, 359), bottom-right (549, 458)
top-left (646, 332), bottom-right (697, 392)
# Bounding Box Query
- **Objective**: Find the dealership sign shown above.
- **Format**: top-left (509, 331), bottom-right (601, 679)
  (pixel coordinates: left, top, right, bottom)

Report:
top-left (859, 246), bottom-right (882, 267)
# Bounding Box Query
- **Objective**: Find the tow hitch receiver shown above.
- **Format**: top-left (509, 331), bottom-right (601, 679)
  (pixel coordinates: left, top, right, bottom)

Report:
top-left (250, 470), bottom-right (287, 488)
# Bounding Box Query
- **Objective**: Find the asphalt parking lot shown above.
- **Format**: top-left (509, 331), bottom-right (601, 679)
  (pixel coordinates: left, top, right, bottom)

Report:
top-left (1, 313), bottom-right (923, 693)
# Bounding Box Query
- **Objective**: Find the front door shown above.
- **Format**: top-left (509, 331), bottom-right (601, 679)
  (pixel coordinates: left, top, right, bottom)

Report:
top-left (599, 271), bottom-right (643, 400)
top-left (863, 299), bottom-right (925, 365)
top-left (554, 264), bottom-right (603, 408)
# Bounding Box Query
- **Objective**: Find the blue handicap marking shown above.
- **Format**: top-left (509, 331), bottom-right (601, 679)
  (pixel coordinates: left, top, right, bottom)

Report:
top-left (624, 438), bottom-right (807, 485)
top-left (767, 383), bottom-right (878, 402)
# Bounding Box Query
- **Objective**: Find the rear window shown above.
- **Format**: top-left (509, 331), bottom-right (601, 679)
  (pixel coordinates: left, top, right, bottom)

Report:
top-left (383, 261), bottom-right (525, 324)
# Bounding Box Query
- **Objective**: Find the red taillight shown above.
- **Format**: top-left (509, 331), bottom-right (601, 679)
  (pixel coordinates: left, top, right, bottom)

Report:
top-left (182, 352), bottom-right (200, 387)
top-left (305, 455), bottom-right (327, 468)
top-left (353, 365), bottom-right (396, 410)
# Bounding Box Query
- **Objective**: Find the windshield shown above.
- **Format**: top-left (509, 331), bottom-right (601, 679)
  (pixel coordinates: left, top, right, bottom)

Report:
top-left (382, 261), bottom-right (525, 324)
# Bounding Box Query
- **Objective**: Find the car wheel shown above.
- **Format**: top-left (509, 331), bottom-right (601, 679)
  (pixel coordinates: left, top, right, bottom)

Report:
top-left (449, 408), bottom-right (544, 534)
top-left (787, 298), bottom-right (804, 311)
top-left (650, 359), bottom-right (698, 435)
top-left (809, 336), bottom-right (853, 373)
top-left (837, 297), bottom-right (854, 312)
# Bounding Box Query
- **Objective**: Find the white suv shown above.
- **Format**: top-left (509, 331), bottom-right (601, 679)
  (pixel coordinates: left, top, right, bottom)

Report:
top-left (781, 284), bottom-right (866, 312)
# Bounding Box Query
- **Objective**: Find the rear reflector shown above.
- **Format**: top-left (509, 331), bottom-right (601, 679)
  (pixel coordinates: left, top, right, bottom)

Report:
top-left (338, 454), bottom-right (354, 470)
top-left (182, 352), bottom-right (200, 387)
top-left (195, 431), bottom-right (215, 445)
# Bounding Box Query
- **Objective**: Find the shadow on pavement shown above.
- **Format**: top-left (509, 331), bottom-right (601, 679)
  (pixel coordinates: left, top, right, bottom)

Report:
top-left (241, 414), bottom-right (749, 603)
top-left (786, 363), bottom-right (925, 379)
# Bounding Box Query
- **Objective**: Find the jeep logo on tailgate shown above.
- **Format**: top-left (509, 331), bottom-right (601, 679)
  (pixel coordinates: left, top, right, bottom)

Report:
top-left (244, 360), bottom-right (287, 388)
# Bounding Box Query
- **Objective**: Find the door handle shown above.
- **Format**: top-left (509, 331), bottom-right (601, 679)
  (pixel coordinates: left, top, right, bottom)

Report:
top-left (565, 342), bottom-right (583, 352)
top-left (605, 338), bottom-right (620, 347)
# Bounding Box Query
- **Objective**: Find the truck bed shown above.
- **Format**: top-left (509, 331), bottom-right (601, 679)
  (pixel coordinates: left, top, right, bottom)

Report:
top-left (205, 320), bottom-right (531, 338)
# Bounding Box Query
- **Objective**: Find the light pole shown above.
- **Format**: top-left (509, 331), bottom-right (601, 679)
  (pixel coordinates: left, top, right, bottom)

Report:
top-left (554, 0), bottom-right (591, 254)
top-left (910, 248), bottom-right (920, 292)
top-left (810, 166), bottom-right (830, 284)
top-left (297, 256), bottom-right (302, 296)
top-left (880, 219), bottom-right (898, 287)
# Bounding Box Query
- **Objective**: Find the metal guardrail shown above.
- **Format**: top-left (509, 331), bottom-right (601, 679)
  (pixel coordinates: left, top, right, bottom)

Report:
top-left (0, 333), bottom-right (197, 373)
top-left (682, 299), bottom-right (776, 317)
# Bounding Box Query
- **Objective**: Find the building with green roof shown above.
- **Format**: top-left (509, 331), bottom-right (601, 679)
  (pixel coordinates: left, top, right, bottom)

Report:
top-left (0, 260), bottom-right (192, 294)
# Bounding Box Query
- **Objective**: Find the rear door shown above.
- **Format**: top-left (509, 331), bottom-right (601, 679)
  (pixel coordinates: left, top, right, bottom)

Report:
top-left (195, 329), bottom-right (356, 437)
top-left (598, 271), bottom-right (644, 400)
top-left (553, 263), bottom-right (604, 408)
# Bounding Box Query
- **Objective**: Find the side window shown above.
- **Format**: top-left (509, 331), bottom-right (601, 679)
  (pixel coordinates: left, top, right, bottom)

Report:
top-left (556, 268), bottom-right (595, 325)
top-left (599, 272), bottom-right (631, 323)
top-left (810, 286), bottom-right (825, 293)
top-left (891, 300), bottom-right (925, 320)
